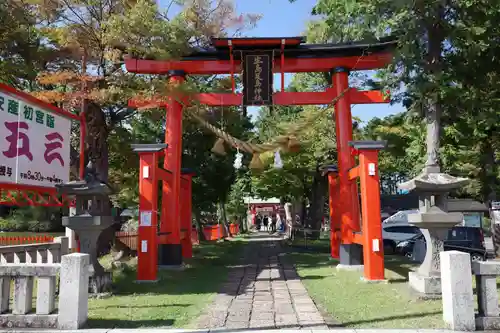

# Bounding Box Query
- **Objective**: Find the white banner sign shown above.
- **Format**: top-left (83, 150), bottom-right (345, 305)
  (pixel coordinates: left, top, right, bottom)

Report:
top-left (0, 89), bottom-right (71, 187)
top-left (140, 211), bottom-right (152, 227)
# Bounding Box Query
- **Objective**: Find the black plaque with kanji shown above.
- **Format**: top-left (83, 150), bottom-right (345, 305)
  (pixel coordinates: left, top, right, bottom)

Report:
top-left (242, 52), bottom-right (273, 106)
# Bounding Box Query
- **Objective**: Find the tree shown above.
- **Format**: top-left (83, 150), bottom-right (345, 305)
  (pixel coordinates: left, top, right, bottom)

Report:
top-left (301, 0), bottom-right (500, 192)
top-left (362, 113), bottom-right (425, 193)
top-left (227, 170), bottom-right (253, 231)
top-left (182, 104), bottom-right (253, 237)
top-left (252, 98), bottom-right (339, 232)
top-left (0, 0), bottom-right (57, 89)
top-left (13, 0), bottom-right (258, 251)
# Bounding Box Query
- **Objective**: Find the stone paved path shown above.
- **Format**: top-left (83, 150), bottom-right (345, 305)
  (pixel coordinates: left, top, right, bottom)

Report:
top-left (192, 232), bottom-right (329, 330)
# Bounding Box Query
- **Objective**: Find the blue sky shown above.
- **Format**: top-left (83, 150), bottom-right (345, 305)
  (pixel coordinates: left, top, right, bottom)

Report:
top-left (159, 0), bottom-right (403, 123)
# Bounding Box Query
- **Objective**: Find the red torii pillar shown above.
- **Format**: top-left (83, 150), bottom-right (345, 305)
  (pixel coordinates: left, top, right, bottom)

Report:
top-left (321, 165), bottom-right (340, 259)
top-left (348, 140), bottom-right (386, 281)
top-left (333, 67), bottom-right (363, 267)
top-left (159, 70), bottom-right (185, 267)
top-left (251, 206), bottom-right (256, 226)
top-left (132, 143), bottom-right (168, 282)
top-left (180, 168), bottom-right (195, 259)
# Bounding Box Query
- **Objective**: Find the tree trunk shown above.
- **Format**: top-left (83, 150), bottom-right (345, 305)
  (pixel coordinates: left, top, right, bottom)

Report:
top-left (238, 215), bottom-right (245, 233)
top-left (69, 145), bottom-right (81, 180)
top-left (85, 102), bottom-right (109, 183)
top-left (424, 100), bottom-right (441, 173)
top-left (194, 209), bottom-right (206, 241)
top-left (284, 202), bottom-right (293, 224)
top-left (423, 2), bottom-right (445, 174)
top-left (300, 198), bottom-right (307, 226)
top-left (306, 167), bottom-right (327, 239)
top-left (84, 102), bottom-right (116, 255)
top-left (287, 199), bottom-right (302, 240)
top-left (292, 199), bottom-right (302, 224)
top-left (219, 201), bottom-right (231, 237)
top-left (111, 237), bottom-right (133, 261)
top-left (479, 130), bottom-right (500, 257)
top-left (309, 169), bottom-right (328, 230)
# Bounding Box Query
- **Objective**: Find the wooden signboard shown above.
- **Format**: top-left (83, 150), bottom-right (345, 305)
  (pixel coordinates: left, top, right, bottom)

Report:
top-left (242, 52), bottom-right (273, 106)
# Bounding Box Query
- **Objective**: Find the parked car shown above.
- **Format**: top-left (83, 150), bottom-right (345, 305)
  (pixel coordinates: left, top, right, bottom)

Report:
top-left (382, 210), bottom-right (419, 225)
top-left (396, 226), bottom-right (487, 262)
top-left (382, 222), bottom-right (422, 254)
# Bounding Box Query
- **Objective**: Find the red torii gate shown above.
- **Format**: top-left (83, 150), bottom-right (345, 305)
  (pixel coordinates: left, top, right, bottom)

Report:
top-left (126, 36), bottom-right (395, 282)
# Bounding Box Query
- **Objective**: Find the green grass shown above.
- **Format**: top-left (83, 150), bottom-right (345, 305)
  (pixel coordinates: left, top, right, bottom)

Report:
top-left (286, 238), bottom-right (445, 329)
top-left (87, 239), bottom-right (247, 328)
top-left (287, 238), bottom-right (500, 329)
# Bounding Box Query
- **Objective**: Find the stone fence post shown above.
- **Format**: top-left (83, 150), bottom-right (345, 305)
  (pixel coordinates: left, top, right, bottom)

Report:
top-left (472, 261), bottom-right (500, 330)
top-left (58, 253), bottom-right (90, 330)
top-left (440, 251), bottom-right (475, 331)
top-left (54, 236), bottom-right (69, 257)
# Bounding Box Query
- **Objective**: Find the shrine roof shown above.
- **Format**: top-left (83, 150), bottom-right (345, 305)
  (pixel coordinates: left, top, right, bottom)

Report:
top-left (210, 36), bottom-right (306, 49)
top-left (182, 36), bottom-right (397, 61)
top-left (125, 36), bottom-right (398, 74)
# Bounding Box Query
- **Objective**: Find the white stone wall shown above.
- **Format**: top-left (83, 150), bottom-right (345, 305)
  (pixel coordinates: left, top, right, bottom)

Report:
top-left (0, 252), bottom-right (90, 329)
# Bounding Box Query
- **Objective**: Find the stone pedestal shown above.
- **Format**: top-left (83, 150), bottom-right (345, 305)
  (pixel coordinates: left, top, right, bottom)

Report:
top-left (158, 244), bottom-right (183, 267)
top-left (399, 171), bottom-right (468, 298)
top-left (408, 213), bottom-right (464, 297)
top-left (62, 215), bottom-right (114, 293)
top-left (56, 162), bottom-right (115, 294)
top-left (409, 271), bottom-right (441, 296)
top-left (338, 243), bottom-right (363, 268)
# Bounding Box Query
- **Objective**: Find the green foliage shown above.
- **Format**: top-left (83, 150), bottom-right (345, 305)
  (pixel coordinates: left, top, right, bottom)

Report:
top-left (0, 1), bottom-right (55, 89)
top-left (0, 218), bottom-right (27, 232)
top-left (0, 0), bottom-right (258, 223)
top-left (362, 113), bottom-right (425, 177)
top-left (299, 0), bottom-right (500, 203)
top-left (226, 171), bottom-right (252, 221)
top-left (0, 206), bottom-right (62, 232)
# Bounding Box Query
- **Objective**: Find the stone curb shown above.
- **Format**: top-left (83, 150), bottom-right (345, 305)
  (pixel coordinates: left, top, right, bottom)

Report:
top-left (0, 329), bottom-right (479, 333)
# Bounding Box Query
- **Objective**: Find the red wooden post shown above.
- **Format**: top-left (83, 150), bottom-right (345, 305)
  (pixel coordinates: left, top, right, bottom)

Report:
top-left (251, 205), bottom-right (256, 226)
top-left (350, 141), bottom-right (386, 281)
top-left (321, 164), bottom-right (340, 259)
top-left (328, 173), bottom-right (340, 259)
top-left (160, 70), bottom-right (185, 266)
top-left (333, 67), bottom-right (362, 266)
top-left (132, 143), bottom-right (168, 282)
top-left (180, 184), bottom-right (188, 258)
top-left (180, 170), bottom-right (195, 258)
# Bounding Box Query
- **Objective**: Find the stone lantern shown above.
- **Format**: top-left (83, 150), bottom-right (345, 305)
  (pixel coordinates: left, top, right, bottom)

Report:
top-left (398, 172), bottom-right (469, 298)
top-left (56, 162), bottom-right (115, 294)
